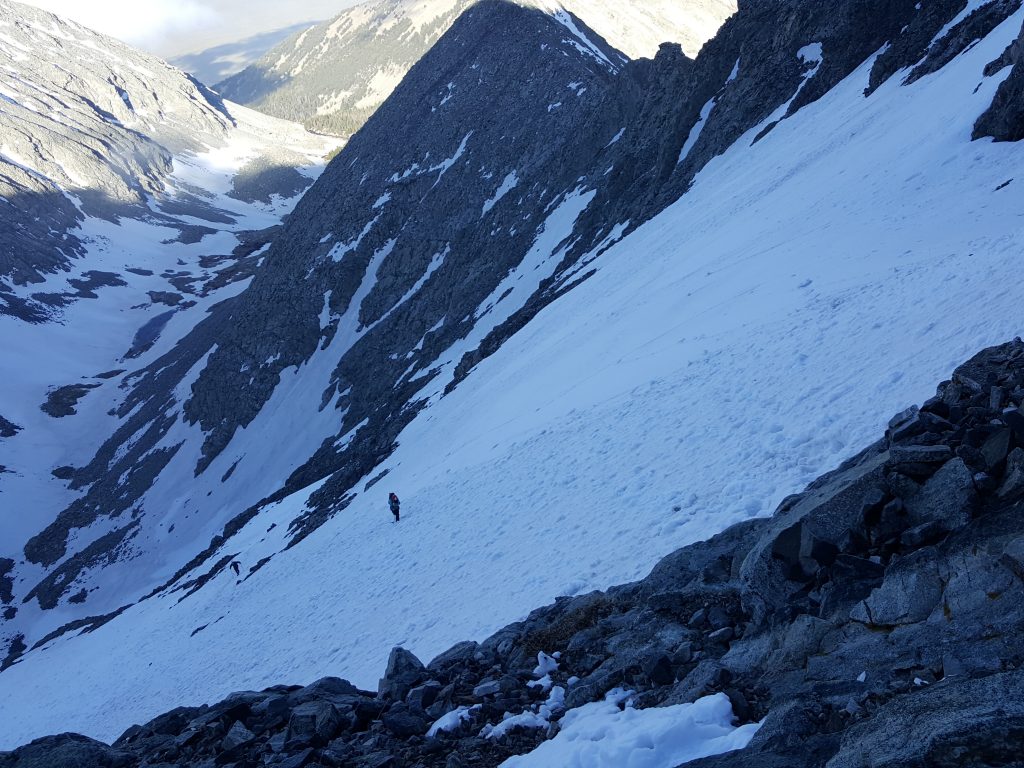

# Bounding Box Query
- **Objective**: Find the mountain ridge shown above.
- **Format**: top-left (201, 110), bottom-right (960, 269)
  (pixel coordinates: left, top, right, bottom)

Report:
top-left (0, 0), bottom-right (334, 322)
top-left (172, 22), bottom-right (322, 86)
top-left (1, 0), bottom-right (1023, 752)
top-left (214, 0), bottom-right (736, 136)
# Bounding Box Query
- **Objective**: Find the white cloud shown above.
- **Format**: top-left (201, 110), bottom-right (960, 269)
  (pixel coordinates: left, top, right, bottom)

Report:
top-left (18, 0), bottom-right (220, 51)
top-left (16, 0), bottom-right (365, 57)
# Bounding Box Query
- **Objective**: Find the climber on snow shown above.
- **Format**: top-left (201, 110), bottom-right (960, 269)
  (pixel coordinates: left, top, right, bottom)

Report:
top-left (389, 492), bottom-right (401, 522)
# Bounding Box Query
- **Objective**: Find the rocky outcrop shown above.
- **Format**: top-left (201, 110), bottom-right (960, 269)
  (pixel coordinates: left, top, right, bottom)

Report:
top-left (0, 559), bottom-right (14, 605)
top-left (39, 384), bottom-right (101, 418)
top-left (0, 733), bottom-right (132, 768)
top-left (6, 340), bottom-right (1024, 766)
top-left (975, 18), bottom-right (1024, 141)
top-left (0, 417), bottom-right (21, 439)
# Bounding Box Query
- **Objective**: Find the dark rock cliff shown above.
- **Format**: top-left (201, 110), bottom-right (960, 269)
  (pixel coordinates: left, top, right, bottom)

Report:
top-left (6, 340), bottom-right (1024, 765)
top-left (976, 17), bottom-right (1024, 140)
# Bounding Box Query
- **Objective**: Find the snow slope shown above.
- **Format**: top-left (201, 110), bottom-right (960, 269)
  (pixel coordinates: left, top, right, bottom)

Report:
top-left (0, 93), bottom-right (339, 667)
top-left (0, 108), bottom-right (334, 539)
top-left (1, 3), bottom-right (1022, 747)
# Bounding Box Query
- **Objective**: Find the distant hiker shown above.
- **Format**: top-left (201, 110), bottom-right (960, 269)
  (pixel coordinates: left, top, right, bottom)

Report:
top-left (389, 492), bottom-right (401, 522)
top-left (230, 560), bottom-right (240, 576)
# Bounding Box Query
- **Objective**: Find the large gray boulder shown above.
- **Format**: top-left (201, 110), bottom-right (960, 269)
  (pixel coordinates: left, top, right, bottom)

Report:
top-left (285, 701), bottom-right (343, 747)
top-left (849, 548), bottom-right (943, 626)
top-left (378, 647), bottom-right (427, 702)
top-left (904, 458), bottom-right (976, 531)
top-left (738, 446), bottom-right (889, 624)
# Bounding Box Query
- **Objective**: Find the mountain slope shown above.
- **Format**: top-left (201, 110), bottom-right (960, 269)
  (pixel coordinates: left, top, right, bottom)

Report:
top-left (1, 0), bottom-right (1023, 748)
top-left (0, 0), bottom-right (335, 323)
top-left (215, 0), bottom-right (736, 135)
top-left (7, 339), bottom-right (1024, 765)
top-left (1, 0), bottom-right (635, 675)
top-left (0, 0), bottom-right (338, 679)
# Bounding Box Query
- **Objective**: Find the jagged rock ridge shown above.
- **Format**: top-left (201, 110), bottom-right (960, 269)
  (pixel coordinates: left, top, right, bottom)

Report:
top-left (215, 0), bottom-right (737, 136)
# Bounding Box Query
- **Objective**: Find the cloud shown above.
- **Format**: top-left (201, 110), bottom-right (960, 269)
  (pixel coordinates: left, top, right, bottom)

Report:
top-left (16, 0), bottom-right (365, 58)
top-left (18, 0), bottom-right (219, 51)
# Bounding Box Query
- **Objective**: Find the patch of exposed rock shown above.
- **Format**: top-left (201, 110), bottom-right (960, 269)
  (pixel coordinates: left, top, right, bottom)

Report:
top-left (975, 18), bottom-right (1024, 141)
top-left (0, 417), bottom-right (21, 439)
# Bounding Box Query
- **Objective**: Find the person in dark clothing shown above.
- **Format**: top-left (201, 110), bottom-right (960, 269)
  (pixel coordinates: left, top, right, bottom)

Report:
top-left (389, 492), bottom-right (401, 522)
top-left (230, 560), bottom-right (240, 576)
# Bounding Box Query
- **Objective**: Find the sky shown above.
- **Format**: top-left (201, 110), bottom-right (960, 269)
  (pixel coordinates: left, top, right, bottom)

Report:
top-left (16, 0), bottom-right (360, 56)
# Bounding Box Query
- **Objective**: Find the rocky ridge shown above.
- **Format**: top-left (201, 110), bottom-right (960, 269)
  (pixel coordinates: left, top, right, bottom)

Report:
top-left (5, 339), bottom-right (1024, 766)
top-left (976, 8), bottom-right (1024, 140)
top-left (215, 0), bottom-right (736, 136)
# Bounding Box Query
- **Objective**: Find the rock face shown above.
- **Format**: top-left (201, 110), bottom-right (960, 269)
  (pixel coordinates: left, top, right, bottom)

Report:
top-left (975, 18), bottom-right (1024, 141)
top-left (216, 0), bottom-right (737, 136)
top-left (6, 340), bottom-right (1024, 765)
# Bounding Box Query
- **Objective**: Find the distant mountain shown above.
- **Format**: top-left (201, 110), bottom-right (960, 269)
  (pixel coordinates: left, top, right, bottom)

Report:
top-left (0, 0), bottom-right (336, 324)
top-left (0, 0), bottom-right (338, 695)
top-left (215, 0), bottom-right (736, 136)
top-left (172, 22), bottom-right (321, 87)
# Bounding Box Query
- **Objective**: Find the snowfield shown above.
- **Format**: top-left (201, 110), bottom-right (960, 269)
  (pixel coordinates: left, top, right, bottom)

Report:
top-left (2, 5), bottom-right (1024, 750)
top-left (501, 690), bottom-right (760, 768)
